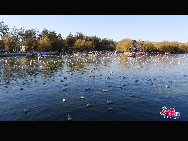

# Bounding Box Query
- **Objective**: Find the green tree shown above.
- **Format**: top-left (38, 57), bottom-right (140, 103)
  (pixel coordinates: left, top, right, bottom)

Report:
top-left (64, 33), bottom-right (76, 52)
top-left (0, 40), bottom-right (4, 52)
top-left (7, 27), bottom-right (27, 52)
top-left (39, 28), bottom-right (49, 39)
top-left (90, 36), bottom-right (102, 50)
top-left (75, 32), bottom-right (85, 40)
top-left (0, 21), bottom-right (9, 37)
top-left (47, 31), bottom-right (60, 51)
top-left (23, 29), bottom-right (38, 51)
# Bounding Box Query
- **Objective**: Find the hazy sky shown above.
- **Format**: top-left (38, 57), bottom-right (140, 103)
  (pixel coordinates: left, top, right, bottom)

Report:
top-left (1, 15), bottom-right (188, 42)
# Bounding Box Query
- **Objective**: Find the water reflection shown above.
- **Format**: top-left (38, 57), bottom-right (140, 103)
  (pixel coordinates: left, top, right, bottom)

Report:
top-left (1, 53), bottom-right (188, 81)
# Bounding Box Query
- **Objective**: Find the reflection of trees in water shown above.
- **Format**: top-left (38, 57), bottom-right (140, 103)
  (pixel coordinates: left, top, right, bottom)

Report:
top-left (138, 54), bottom-right (182, 68)
top-left (132, 55), bottom-right (152, 69)
top-left (1, 54), bottom-right (188, 81)
top-left (65, 55), bottom-right (85, 70)
top-left (64, 55), bottom-right (104, 71)
top-left (4, 57), bottom-right (21, 68)
top-left (65, 54), bottom-right (135, 71)
top-left (2, 57), bottom-right (22, 80)
top-left (113, 54), bottom-right (188, 71)
top-left (127, 54), bottom-right (188, 71)
top-left (1, 56), bottom-right (65, 80)
top-left (117, 54), bottom-right (131, 69)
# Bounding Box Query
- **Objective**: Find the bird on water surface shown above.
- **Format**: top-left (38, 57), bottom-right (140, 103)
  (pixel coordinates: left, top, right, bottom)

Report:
top-left (62, 98), bottom-right (67, 103)
top-left (80, 96), bottom-right (85, 100)
top-left (67, 115), bottom-right (72, 121)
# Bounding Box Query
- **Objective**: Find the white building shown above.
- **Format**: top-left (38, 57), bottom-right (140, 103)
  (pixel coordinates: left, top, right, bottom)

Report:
top-left (20, 45), bottom-right (26, 52)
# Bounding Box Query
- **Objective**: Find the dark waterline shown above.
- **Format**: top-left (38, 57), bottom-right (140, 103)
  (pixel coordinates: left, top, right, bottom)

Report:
top-left (0, 53), bottom-right (187, 121)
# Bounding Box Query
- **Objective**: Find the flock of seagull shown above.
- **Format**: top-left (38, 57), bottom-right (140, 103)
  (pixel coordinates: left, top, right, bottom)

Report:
top-left (0, 53), bottom-right (188, 121)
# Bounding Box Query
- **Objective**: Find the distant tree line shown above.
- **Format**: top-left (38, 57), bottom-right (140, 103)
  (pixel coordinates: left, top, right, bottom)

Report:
top-left (0, 21), bottom-right (116, 53)
top-left (1, 20), bottom-right (188, 54)
top-left (116, 38), bottom-right (188, 53)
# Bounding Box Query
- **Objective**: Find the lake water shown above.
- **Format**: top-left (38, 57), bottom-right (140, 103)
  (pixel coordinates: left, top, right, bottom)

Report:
top-left (0, 53), bottom-right (188, 121)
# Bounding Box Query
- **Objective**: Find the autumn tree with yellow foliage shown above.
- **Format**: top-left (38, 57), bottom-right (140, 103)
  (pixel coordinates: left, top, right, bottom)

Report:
top-left (116, 38), bottom-right (134, 52)
top-left (38, 37), bottom-right (51, 52)
top-left (74, 39), bottom-right (95, 52)
top-left (141, 41), bottom-right (156, 52)
top-left (1, 34), bottom-right (18, 52)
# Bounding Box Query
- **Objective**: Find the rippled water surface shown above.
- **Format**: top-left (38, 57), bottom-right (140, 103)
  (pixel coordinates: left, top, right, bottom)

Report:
top-left (0, 53), bottom-right (188, 121)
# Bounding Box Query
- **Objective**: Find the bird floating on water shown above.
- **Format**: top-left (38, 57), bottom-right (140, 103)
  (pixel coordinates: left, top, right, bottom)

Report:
top-left (129, 94), bottom-right (136, 98)
top-left (118, 86), bottom-right (123, 89)
top-left (103, 89), bottom-right (108, 92)
top-left (24, 109), bottom-right (31, 115)
top-left (107, 107), bottom-right (114, 112)
top-left (62, 88), bottom-right (67, 91)
top-left (62, 98), bottom-right (67, 103)
top-left (87, 103), bottom-right (93, 108)
top-left (107, 100), bottom-right (114, 104)
top-left (165, 85), bottom-right (170, 88)
top-left (80, 96), bottom-right (85, 99)
top-left (67, 115), bottom-right (72, 121)
top-left (85, 88), bottom-right (90, 91)
top-left (121, 83), bottom-right (126, 86)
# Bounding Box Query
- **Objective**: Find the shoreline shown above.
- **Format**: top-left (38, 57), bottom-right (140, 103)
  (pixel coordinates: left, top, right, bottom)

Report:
top-left (0, 52), bottom-right (59, 57)
top-left (0, 51), bottom-right (187, 57)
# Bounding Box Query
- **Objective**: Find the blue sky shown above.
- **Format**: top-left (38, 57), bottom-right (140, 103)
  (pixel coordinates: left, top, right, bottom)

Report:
top-left (0, 15), bottom-right (188, 42)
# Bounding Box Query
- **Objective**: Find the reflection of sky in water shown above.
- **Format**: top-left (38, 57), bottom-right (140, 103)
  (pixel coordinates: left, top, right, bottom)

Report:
top-left (0, 54), bottom-right (188, 121)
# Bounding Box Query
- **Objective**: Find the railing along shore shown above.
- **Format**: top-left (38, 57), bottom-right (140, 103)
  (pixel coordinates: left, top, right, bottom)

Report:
top-left (0, 52), bottom-right (59, 57)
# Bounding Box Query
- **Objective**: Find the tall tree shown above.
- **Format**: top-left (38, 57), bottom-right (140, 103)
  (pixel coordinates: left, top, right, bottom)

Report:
top-left (75, 32), bottom-right (85, 40)
top-left (116, 38), bottom-right (134, 52)
top-left (47, 31), bottom-right (59, 51)
top-left (74, 39), bottom-right (95, 52)
top-left (64, 33), bottom-right (76, 52)
top-left (38, 37), bottom-right (51, 52)
top-left (0, 21), bottom-right (9, 37)
top-left (90, 36), bottom-right (103, 51)
top-left (141, 41), bottom-right (156, 52)
top-left (9, 26), bottom-right (25, 52)
top-left (1, 34), bottom-right (18, 53)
